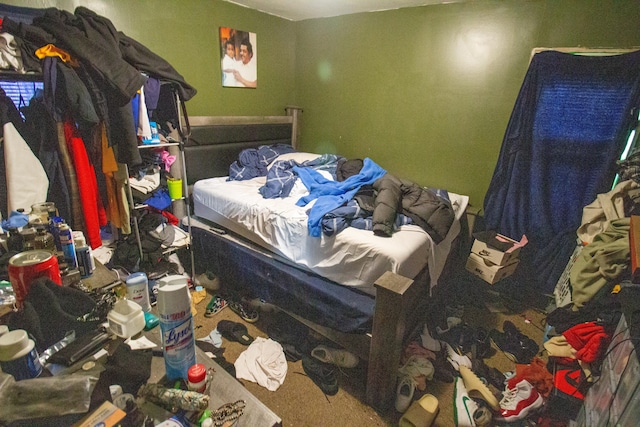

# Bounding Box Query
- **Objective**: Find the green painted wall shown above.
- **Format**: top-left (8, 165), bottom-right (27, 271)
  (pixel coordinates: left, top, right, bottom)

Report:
top-left (293, 0), bottom-right (640, 206)
top-left (4, 0), bottom-right (640, 205)
top-left (2, 0), bottom-right (297, 116)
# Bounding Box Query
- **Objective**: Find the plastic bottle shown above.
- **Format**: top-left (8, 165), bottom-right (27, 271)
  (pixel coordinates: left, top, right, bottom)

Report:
top-left (126, 272), bottom-right (151, 312)
top-left (156, 276), bottom-right (196, 381)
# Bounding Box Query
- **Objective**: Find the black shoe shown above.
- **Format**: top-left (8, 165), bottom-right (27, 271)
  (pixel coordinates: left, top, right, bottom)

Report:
top-left (472, 327), bottom-right (492, 359)
top-left (490, 321), bottom-right (539, 364)
top-left (302, 355), bottom-right (338, 396)
top-left (228, 299), bottom-right (259, 323)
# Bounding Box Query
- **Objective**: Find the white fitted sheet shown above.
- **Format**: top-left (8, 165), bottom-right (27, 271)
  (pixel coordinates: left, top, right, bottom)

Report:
top-left (193, 175), bottom-right (468, 296)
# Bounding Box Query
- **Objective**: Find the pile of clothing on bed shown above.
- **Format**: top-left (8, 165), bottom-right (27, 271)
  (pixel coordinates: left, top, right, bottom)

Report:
top-left (227, 147), bottom-right (456, 243)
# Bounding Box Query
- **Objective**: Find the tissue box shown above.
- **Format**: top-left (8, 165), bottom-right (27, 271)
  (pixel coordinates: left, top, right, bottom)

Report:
top-left (466, 252), bottom-right (519, 284)
top-left (471, 233), bottom-right (521, 266)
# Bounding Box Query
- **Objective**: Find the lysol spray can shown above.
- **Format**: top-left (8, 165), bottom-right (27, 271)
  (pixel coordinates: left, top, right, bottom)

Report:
top-left (59, 224), bottom-right (77, 268)
top-left (157, 275), bottom-right (196, 381)
top-left (126, 272), bottom-right (151, 312)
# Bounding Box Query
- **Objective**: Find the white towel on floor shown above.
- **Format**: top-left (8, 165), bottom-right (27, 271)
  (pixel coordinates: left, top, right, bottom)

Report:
top-left (234, 337), bottom-right (287, 391)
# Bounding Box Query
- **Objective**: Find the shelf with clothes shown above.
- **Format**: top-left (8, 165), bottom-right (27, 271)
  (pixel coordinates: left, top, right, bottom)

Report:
top-left (123, 82), bottom-right (194, 281)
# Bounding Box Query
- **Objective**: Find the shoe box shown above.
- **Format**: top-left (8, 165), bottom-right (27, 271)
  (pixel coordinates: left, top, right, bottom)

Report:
top-left (466, 253), bottom-right (519, 284)
top-left (470, 232), bottom-right (522, 265)
top-left (466, 232), bottom-right (521, 284)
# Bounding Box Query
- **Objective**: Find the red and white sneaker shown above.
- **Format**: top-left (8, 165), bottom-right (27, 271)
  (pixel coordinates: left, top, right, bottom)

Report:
top-left (495, 379), bottom-right (543, 422)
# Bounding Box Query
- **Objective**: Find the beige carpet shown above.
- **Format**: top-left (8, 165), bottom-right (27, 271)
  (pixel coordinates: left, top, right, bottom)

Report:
top-left (190, 276), bottom-right (549, 426)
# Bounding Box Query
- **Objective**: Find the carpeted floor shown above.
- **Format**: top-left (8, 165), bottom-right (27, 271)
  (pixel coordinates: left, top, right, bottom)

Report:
top-left (189, 268), bottom-right (550, 427)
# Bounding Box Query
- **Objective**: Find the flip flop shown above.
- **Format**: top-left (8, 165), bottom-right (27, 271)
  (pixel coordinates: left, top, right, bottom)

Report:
top-left (399, 394), bottom-right (439, 427)
top-left (217, 320), bottom-right (254, 345)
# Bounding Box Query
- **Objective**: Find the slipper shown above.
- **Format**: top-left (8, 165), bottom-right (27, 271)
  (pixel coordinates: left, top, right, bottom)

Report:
top-left (399, 394), bottom-right (439, 427)
top-left (217, 320), bottom-right (254, 345)
top-left (205, 295), bottom-right (227, 317)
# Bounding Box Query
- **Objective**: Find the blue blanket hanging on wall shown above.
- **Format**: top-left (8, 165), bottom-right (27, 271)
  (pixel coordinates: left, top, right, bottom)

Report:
top-left (483, 50), bottom-right (640, 295)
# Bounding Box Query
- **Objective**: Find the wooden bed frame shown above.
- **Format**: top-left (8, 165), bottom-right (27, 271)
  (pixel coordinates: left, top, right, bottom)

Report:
top-left (181, 111), bottom-right (450, 411)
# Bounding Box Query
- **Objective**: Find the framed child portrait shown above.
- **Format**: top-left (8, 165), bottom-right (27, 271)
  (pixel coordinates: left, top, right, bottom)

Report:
top-left (219, 27), bottom-right (257, 88)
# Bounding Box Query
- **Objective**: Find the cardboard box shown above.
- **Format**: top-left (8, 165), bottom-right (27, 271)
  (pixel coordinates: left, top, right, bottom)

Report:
top-left (466, 252), bottom-right (519, 284)
top-left (471, 234), bottom-right (521, 266)
top-left (72, 401), bottom-right (125, 427)
top-left (630, 216), bottom-right (640, 283)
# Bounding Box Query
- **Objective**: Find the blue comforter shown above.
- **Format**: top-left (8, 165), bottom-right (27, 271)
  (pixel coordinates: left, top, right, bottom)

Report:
top-left (295, 158), bottom-right (387, 237)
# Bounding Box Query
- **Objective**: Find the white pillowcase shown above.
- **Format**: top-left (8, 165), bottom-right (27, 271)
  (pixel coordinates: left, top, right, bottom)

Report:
top-left (267, 152), bottom-right (320, 170)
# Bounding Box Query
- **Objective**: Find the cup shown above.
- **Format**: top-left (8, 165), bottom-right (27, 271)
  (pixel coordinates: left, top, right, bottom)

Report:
top-left (167, 178), bottom-right (183, 200)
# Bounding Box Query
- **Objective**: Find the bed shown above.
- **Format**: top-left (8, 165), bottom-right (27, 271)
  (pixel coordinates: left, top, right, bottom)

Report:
top-left (183, 113), bottom-right (469, 410)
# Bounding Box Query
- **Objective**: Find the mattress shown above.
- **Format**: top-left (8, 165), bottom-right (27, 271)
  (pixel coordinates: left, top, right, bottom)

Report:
top-left (192, 161), bottom-right (469, 296)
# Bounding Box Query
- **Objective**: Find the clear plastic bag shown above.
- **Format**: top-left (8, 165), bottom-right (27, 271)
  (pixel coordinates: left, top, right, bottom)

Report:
top-left (0, 372), bottom-right (95, 423)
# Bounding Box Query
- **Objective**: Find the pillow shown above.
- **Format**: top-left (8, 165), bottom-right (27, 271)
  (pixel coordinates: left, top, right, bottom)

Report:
top-left (267, 152), bottom-right (320, 170)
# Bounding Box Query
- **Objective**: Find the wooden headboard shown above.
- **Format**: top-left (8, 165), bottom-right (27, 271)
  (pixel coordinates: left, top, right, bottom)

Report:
top-left (183, 109), bottom-right (302, 185)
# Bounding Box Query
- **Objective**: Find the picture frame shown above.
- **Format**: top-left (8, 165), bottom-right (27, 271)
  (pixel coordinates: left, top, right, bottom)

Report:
top-left (219, 27), bottom-right (257, 88)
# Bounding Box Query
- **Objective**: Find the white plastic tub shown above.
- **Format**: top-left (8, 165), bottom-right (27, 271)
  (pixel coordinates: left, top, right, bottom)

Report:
top-left (107, 299), bottom-right (145, 338)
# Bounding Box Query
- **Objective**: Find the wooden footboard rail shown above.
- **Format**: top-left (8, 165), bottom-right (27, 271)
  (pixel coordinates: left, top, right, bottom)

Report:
top-left (367, 269), bottom-right (429, 411)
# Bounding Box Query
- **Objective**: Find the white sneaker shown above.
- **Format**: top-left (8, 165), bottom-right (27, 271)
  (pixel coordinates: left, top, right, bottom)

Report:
top-left (311, 345), bottom-right (359, 368)
top-left (395, 375), bottom-right (415, 413)
top-left (496, 379), bottom-right (544, 422)
top-left (454, 376), bottom-right (478, 427)
top-left (445, 342), bottom-right (472, 371)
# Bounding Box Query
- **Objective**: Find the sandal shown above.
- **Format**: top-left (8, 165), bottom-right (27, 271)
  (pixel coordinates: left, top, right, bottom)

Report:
top-left (205, 295), bottom-right (227, 317)
top-left (217, 320), bottom-right (254, 345)
top-left (228, 299), bottom-right (259, 323)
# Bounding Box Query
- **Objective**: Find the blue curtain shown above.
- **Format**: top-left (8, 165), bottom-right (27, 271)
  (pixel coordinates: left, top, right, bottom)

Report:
top-left (483, 50), bottom-right (640, 295)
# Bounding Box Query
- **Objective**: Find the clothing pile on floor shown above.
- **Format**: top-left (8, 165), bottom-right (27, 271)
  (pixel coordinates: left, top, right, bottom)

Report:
top-left (394, 297), bottom-right (622, 427)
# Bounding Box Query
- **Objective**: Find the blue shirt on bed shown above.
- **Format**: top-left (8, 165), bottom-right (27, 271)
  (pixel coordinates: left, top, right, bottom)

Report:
top-left (294, 157), bottom-right (387, 237)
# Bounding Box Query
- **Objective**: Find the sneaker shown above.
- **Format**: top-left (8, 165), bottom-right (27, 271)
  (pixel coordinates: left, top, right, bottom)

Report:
top-left (228, 299), bottom-right (260, 323)
top-left (420, 323), bottom-right (442, 352)
top-left (473, 402), bottom-right (493, 427)
top-left (205, 295), bottom-right (227, 317)
top-left (471, 358), bottom-right (507, 391)
top-left (472, 327), bottom-right (491, 359)
top-left (301, 355), bottom-right (338, 396)
top-left (454, 376), bottom-right (478, 427)
top-left (395, 375), bottom-right (415, 413)
top-left (445, 342), bottom-right (472, 372)
top-left (490, 321), bottom-right (539, 364)
top-left (496, 379), bottom-right (544, 422)
top-left (311, 344), bottom-right (359, 368)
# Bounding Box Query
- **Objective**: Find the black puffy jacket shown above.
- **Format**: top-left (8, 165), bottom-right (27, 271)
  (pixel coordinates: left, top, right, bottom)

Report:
top-left (372, 174), bottom-right (455, 243)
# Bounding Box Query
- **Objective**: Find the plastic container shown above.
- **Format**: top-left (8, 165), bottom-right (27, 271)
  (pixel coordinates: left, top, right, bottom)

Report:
top-left (107, 299), bottom-right (146, 338)
top-left (126, 272), bottom-right (151, 312)
top-left (157, 275), bottom-right (196, 381)
top-left (0, 329), bottom-right (42, 380)
top-left (167, 178), bottom-right (183, 200)
top-left (187, 363), bottom-right (207, 393)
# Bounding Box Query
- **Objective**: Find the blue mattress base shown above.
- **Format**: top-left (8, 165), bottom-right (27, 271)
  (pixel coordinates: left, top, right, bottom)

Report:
top-left (192, 226), bottom-right (375, 334)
